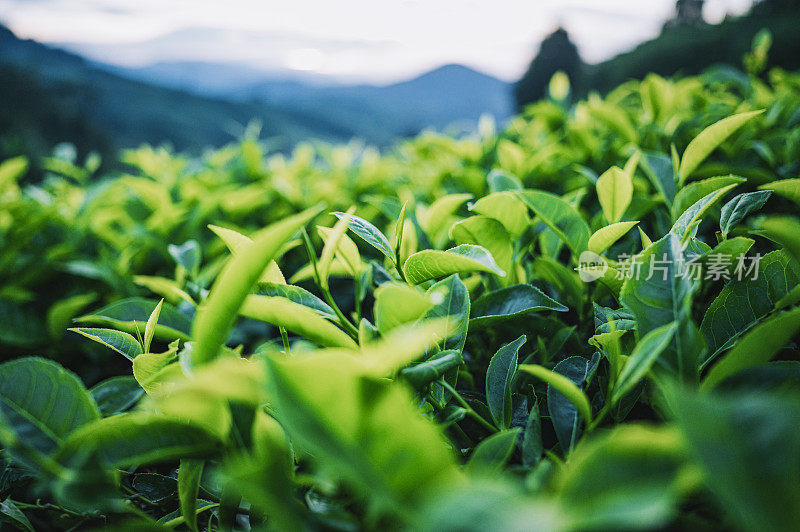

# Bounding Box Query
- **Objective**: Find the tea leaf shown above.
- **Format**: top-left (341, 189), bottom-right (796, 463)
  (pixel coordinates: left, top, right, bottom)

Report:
top-left (516, 190), bottom-right (590, 257)
top-left (596, 166), bottom-right (632, 223)
top-left (719, 190), bottom-right (771, 237)
top-left (192, 206), bottom-right (322, 364)
top-left (678, 110), bottom-right (763, 183)
top-left (333, 211), bottom-right (396, 263)
top-left (403, 244), bottom-right (505, 285)
top-left (486, 335), bottom-right (526, 429)
top-left (466, 429), bottom-right (520, 473)
top-left (760, 178), bottom-right (800, 207)
top-left (240, 295), bottom-right (356, 349)
top-left (69, 328), bottom-right (142, 360)
top-left (0, 357), bottom-right (100, 456)
top-left (471, 284), bottom-right (567, 329)
top-left (611, 321), bottom-right (677, 403)
top-left (76, 298), bottom-right (191, 341)
top-left (55, 413), bottom-right (222, 467)
top-left (588, 221), bottom-right (639, 255)
top-left (703, 306), bottom-right (800, 389)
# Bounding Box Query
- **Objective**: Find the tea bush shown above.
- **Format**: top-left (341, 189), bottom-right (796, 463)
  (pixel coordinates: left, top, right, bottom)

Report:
top-left (1, 63), bottom-right (800, 531)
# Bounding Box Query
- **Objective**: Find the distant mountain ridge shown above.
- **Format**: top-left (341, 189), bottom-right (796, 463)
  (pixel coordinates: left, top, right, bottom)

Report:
top-left (0, 23), bottom-right (513, 159)
top-left (107, 61), bottom-right (514, 141)
top-left (0, 24), bottom-right (354, 156)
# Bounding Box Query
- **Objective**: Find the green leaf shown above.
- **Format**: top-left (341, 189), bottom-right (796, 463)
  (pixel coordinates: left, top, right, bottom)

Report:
top-left (69, 328), bottom-right (143, 361)
top-left (192, 206), bottom-right (322, 365)
top-left (400, 350), bottom-right (462, 390)
top-left (719, 190), bottom-right (771, 237)
top-left (75, 298), bottom-right (191, 341)
top-left (558, 425), bottom-right (687, 531)
top-left (671, 175), bottom-right (745, 221)
top-left (422, 275), bottom-right (470, 353)
top-left (333, 211), bottom-right (396, 263)
top-left (403, 244), bottom-right (505, 285)
top-left (518, 362), bottom-right (592, 434)
top-left (760, 178), bottom-right (800, 207)
top-left (168, 240), bottom-right (201, 276)
top-left (209, 225), bottom-right (286, 284)
top-left (256, 282), bottom-right (335, 319)
top-left (620, 234), bottom-right (704, 379)
top-left (178, 459), bottom-right (204, 532)
top-left (669, 388), bottom-right (800, 532)
top-left (642, 152), bottom-right (676, 206)
top-left (240, 295), bottom-right (356, 348)
top-left (374, 283), bottom-right (433, 334)
top-left (700, 250), bottom-right (800, 363)
top-left (469, 192), bottom-right (530, 237)
top-left (55, 413), bottom-right (222, 467)
top-left (486, 335), bottom-right (526, 429)
top-left (144, 299), bottom-right (163, 354)
top-left (546, 356), bottom-right (595, 452)
top-left (670, 184), bottom-right (739, 242)
top-left (0, 156), bottom-right (28, 190)
top-left (611, 322), bottom-right (678, 403)
top-left (133, 353), bottom-right (181, 396)
top-left (703, 307), bottom-right (800, 389)
top-left (264, 351), bottom-right (458, 515)
top-left (466, 429), bottom-right (520, 473)
top-left (596, 166), bottom-right (632, 223)
top-left (755, 216), bottom-right (800, 266)
top-left (522, 397), bottom-right (543, 467)
top-left (0, 357), bottom-right (99, 455)
top-left (0, 498), bottom-right (34, 532)
top-left (471, 284), bottom-right (567, 329)
top-left (208, 224), bottom-right (252, 253)
top-left (449, 216), bottom-right (513, 282)
top-left (516, 190), bottom-right (590, 257)
top-left (318, 210), bottom-right (354, 288)
top-left (418, 193), bottom-right (472, 242)
top-left (487, 170), bottom-right (523, 192)
top-left (587, 221), bottom-right (639, 255)
top-left (90, 376), bottom-right (144, 416)
top-left (46, 293), bottom-right (96, 339)
top-left (678, 110), bottom-right (763, 183)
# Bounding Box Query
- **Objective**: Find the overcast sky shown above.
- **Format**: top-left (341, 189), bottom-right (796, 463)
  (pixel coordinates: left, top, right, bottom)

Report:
top-left (0, 0), bottom-right (754, 83)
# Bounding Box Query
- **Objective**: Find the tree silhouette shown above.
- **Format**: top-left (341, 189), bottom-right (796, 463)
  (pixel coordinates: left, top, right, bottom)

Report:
top-left (514, 28), bottom-right (582, 110)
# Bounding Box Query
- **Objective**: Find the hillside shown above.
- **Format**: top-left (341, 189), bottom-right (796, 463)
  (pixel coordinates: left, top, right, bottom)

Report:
top-left (582, 12), bottom-right (800, 94)
top-left (0, 25), bottom-right (355, 162)
top-left (111, 61), bottom-right (514, 142)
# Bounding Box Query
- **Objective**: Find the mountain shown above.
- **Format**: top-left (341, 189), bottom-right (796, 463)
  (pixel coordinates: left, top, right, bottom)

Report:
top-left (110, 62), bottom-right (514, 141)
top-left (0, 25), bottom-right (356, 162)
top-left (1, 24), bottom-right (513, 165)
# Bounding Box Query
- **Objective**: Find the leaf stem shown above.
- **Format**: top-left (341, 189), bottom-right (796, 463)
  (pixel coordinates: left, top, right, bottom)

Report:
top-left (439, 381), bottom-right (497, 433)
top-left (279, 326), bottom-right (291, 355)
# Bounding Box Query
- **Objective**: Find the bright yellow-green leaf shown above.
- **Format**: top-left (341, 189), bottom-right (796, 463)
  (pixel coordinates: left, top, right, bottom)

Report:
top-left (317, 224), bottom-right (362, 276)
top-left (469, 191), bottom-right (531, 237)
top-left (240, 295), bottom-right (356, 349)
top-left (144, 299), bottom-right (163, 354)
top-left (134, 276), bottom-right (195, 306)
top-left (318, 209), bottom-right (354, 288)
top-left (588, 221), bottom-right (639, 255)
top-left (518, 364), bottom-right (592, 425)
top-left (192, 206), bottom-right (322, 365)
top-left (403, 245), bottom-right (505, 285)
top-left (759, 178), bottom-right (800, 207)
top-left (596, 166), bottom-right (632, 223)
top-left (678, 110), bottom-right (764, 184)
top-left (373, 283), bottom-right (433, 334)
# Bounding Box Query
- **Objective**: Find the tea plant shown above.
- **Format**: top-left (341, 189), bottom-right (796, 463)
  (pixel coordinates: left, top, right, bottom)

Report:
top-left (1, 58), bottom-right (800, 530)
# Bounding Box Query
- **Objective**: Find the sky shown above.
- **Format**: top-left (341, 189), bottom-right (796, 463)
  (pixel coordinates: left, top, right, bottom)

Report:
top-left (0, 0), bottom-right (755, 83)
